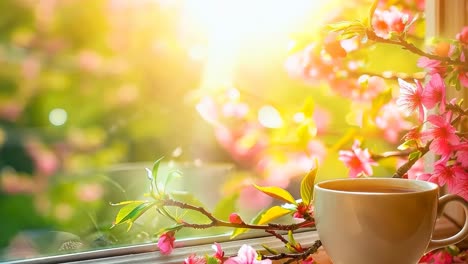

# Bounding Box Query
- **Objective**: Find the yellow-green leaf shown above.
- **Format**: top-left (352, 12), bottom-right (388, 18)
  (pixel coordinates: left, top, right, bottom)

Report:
top-left (300, 159), bottom-right (318, 206)
top-left (368, 0), bottom-right (379, 28)
top-left (110, 200), bottom-right (146, 206)
top-left (397, 139), bottom-right (417, 151)
top-left (151, 156), bottom-right (164, 183)
top-left (213, 193), bottom-right (239, 221)
top-left (253, 184), bottom-right (296, 205)
top-left (262, 244), bottom-right (279, 255)
top-left (113, 201), bottom-right (154, 230)
top-left (257, 206), bottom-right (292, 225)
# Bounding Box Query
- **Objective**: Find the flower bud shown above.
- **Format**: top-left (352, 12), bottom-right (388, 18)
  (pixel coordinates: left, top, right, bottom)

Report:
top-left (229, 213), bottom-right (244, 224)
top-left (157, 231), bottom-right (175, 255)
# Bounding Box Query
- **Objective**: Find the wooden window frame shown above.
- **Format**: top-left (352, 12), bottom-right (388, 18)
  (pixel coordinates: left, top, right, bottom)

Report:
top-left (426, 0), bottom-right (467, 247)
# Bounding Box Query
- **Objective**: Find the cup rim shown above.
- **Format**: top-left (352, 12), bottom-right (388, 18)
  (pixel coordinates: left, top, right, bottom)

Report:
top-left (314, 177), bottom-right (439, 195)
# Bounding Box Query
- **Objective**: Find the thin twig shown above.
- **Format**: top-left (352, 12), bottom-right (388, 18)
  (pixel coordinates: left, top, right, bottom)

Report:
top-left (261, 240), bottom-right (323, 263)
top-left (162, 198), bottom-right (312, 231)
top-left (366, 30), bottom-right (467, 67)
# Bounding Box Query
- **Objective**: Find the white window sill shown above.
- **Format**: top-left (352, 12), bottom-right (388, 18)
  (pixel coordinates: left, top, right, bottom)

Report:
top-left (7, 231), bottom-right (320, 264)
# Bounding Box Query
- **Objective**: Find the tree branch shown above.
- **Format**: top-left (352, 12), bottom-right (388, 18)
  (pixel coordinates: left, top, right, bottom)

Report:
top-left (162, 198), bottom-right (312, 231)
top-left (366, 30), bottom-right (467, 67)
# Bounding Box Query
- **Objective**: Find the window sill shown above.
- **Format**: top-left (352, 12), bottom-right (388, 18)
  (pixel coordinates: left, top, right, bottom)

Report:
top-left (6, 231), bottom-right (320, 264)
top-left (8, 214), bottom-right (466, 264)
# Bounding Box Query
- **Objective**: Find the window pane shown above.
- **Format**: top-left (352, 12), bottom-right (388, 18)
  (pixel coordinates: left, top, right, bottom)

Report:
top-left (0, 0), bottom-right (430, 261)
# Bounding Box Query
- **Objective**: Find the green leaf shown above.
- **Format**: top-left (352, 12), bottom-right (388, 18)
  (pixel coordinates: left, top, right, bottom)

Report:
top-left (110, 200), bottom-right (147, 206)
top-left (206, 256), bottom-right (219, 264)
top-left (409, 151), bottom-right (422, 161)
top-left (231, 209), bottom-right (266, 239)
top-left (257, 206), bottom-right (292, 225)
top-left (368, 0), bottom-right (379, 28)
top-left (253, 184), bottom-right (297, 205)
top-left (300, 159), bottom-right (318, 206)
top-left (397, 139), bottom-right (417, 151)
top-left (288, 230), bottom-right (298, 247)
top-left (296, 120), bottom-right (317, 145)
top-left (328, 21), bottom-right (354, 31)
top-left (262, 244), bottom-right (279, 255)
top-left (163, 169), bottom-right (183, 191)
top-left (446, 245), bottom-right (461, 256)
top-left (301, 97), bottom-right (315, 117)
top-left (155, 224), bottom-right (184, 236)
top-left (151, 157), bottom-right (165, 183)
top-left (213, 193), bottom-right (239, 220)
top-left (113, 201), bottom-right (155, 231)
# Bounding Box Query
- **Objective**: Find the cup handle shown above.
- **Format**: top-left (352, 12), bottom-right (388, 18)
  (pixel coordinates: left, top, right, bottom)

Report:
top-left (426, 194), bottom-right (468, 252)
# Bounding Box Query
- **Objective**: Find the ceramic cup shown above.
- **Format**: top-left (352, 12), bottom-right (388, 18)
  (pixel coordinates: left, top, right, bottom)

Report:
top-left (314, 178), bottom-right (468, 264)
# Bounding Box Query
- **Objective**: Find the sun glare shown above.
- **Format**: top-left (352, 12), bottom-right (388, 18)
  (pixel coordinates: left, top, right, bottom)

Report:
top-left (182, 0), bottom-right (335, 90)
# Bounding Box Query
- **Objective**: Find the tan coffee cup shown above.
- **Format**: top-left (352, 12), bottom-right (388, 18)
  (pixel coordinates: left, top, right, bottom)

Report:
top-left (314, 178), bottom-right (468, 264)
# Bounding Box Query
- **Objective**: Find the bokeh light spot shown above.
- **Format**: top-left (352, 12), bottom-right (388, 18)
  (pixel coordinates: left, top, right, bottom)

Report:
top-left (258, 105), bottom-right (283, 128)
top-left (49, 108), bottom-right (67, 126)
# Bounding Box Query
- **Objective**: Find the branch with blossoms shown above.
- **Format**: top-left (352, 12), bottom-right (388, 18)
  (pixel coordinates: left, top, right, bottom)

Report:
top-left (299, 1), bottom-right (468, 199)
top-left (112, 1), bottom-right (468, 263)
top-left (112, 158), bottom-right (322, 263)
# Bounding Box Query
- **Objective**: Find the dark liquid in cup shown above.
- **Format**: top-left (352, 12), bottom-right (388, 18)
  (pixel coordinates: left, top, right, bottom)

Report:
top-left (330, 185), bottom-right (418, 193)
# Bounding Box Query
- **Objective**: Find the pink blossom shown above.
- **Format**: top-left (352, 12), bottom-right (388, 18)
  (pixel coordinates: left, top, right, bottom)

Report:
top-left (25, 140), bottom-right (59, 176)
top-left (77, 50), bottom-right (102, 72)
top-left (456, 26), bottom-right (468, 45)
top-left (452, 178), bottom-right (468, 201)
top-left (338, 141), bottom-right (377, 178)
top-left (454, 143), bottom-right (468, 167)
top-left (212, 242), bottom-right (225, 261)
top-left (0, 102), bottom-right (23, 122)
top-left (352, 75), bottom-right (387, 102)
top-left (222, 102), bottom-right (249, 118)
top-left (0, 172), bottom-right (36, 194)
top-left (458, 52), bottom-right (468, 88)
top-left (330, 76), bottom-right (386, 102)
top-left (396, 78), bottom-right (425, 122)
top-left (293, 202), bottom-right (313, 220)
top-left (375, 101), bottom-right (412, 143)
top-left (196, 97), bottom-right (220, 125)
top-left (324, 40), bottom-right (347, 58)
top-left (421, 74), bottom-right (446, 112)
top-left (21, 57), bottom-right (41, 80)
top-left (225, 245), bottom-right (272, 264)
top-left (214, 124), bottom-right (266, 167)
top-left (157, 231), bottom-right (175, 255)
top-left (284, 44), bottom-right (335, 83)
top-left (239, 184), bottom-right (273, 210)
top-left (421, 114), bottom-right (459, 158)
top-left (307, 140), bottom-right (328, 164)
top-left (301, 256), bottom-right (316, 264)
top-left (403, 126), bottom-right (423, 143)
top-left (184, 254), bottom-right (206, 264)
top-left (229, 213), bottom-right (244, 224)
top-left (457, 149), bottom-right (468, 167)
top-left (428, 250), bottom-right (453, 264)
top-left (76, 183), bottom-right (104, 202)
top-left (313, 107), bottom-right (331, 135)
top-left (428, 162), bottom-right (466, 193)
top-left (372, 7), bottom-right (408, 39)
top-left (417, 57), bottom-right (445, 75)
